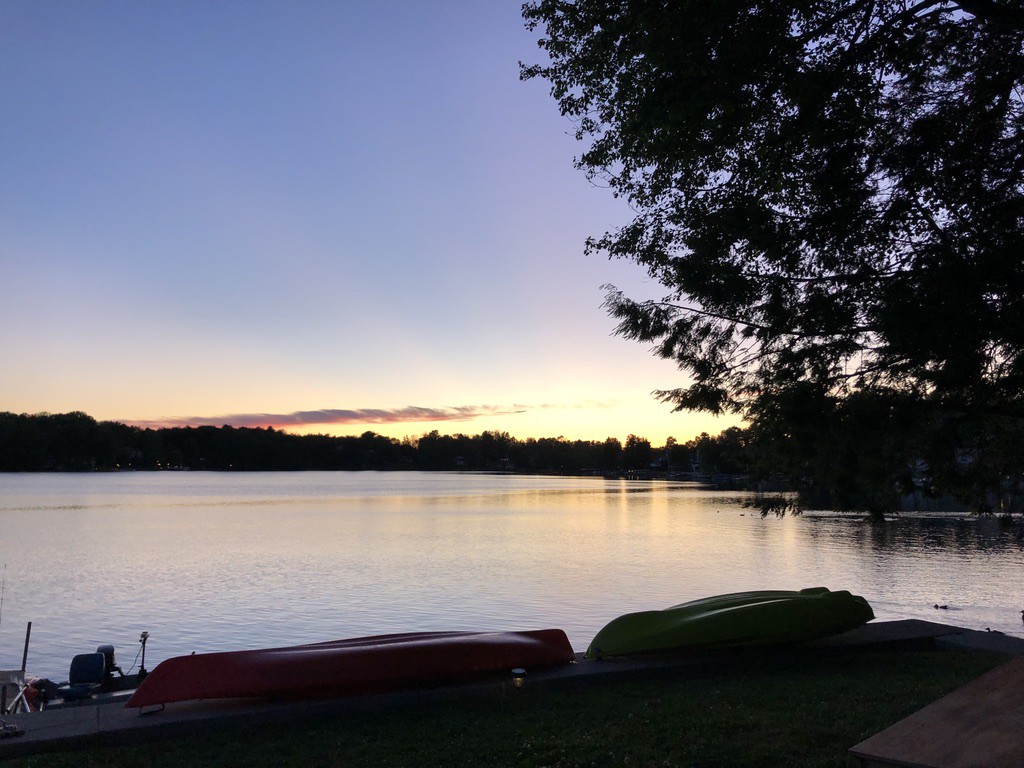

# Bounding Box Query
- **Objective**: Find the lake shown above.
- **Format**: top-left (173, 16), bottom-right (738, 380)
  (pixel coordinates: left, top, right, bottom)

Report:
top-left (0, 471), bottom-right (1021, 679)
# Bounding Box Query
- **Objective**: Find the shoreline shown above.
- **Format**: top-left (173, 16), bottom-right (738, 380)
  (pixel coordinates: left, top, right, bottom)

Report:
top-left (2, 619), bottom-right (1020, 764)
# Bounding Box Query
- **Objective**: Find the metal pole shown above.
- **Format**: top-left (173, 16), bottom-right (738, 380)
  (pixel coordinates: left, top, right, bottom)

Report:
top-left (139, 631), bottom-right (149, 681)
top-left (0, 563), bottom-right (6, 638)
top-left (20, 622), bottom-right (31, 673)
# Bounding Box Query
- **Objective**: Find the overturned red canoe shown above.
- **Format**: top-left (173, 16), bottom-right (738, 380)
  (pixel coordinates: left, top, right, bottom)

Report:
top-left (126, 629), bottom-right (574, 708)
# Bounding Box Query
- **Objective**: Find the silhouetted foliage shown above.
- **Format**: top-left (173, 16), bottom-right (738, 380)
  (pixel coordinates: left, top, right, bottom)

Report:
top-left (522, 0), bottom-right (1024, 514)
top-left (600, 437), bottom-right (623, 471)
top-left (0, 411), bottom-right (751, 479)
top-left (623, 434), bottom-right (652, 470)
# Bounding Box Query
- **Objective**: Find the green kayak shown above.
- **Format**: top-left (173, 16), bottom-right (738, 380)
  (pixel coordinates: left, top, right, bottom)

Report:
top-left (585, 587), bottom-right (874, 659)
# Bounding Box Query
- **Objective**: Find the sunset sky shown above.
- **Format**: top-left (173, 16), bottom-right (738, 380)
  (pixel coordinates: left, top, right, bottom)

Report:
top-left (1, 1), bottom-right (738, 444)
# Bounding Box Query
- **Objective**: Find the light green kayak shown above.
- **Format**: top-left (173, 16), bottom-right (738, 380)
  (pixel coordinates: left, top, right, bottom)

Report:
top-left (585, 587), bottom-right (874, 659)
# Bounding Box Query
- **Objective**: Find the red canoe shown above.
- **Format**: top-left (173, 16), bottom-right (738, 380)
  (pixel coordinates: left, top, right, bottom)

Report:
top-left (126, 629), bottom-right (574, 708)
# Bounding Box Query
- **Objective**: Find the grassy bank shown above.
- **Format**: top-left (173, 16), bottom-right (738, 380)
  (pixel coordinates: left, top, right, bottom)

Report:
top-left (7, 647), bottom-right (1005, 768)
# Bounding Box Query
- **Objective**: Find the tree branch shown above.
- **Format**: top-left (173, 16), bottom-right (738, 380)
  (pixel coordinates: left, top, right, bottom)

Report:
top-left (651, 300), bottom-right (879, 340)
top-left (955, 0), bottom-right (1024, 31)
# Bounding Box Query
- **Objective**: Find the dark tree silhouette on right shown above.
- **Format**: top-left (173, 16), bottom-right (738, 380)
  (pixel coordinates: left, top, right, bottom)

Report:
top-left (523, 0), bottom-right (1024, 516)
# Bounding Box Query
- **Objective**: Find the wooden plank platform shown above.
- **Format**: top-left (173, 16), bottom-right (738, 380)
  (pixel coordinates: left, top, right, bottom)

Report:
top-left (850, 657), bottom-right (1024, 768)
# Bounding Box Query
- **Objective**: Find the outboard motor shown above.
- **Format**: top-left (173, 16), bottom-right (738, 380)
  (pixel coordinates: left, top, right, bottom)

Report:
top-left (95, 644), bottom-right (124, 687)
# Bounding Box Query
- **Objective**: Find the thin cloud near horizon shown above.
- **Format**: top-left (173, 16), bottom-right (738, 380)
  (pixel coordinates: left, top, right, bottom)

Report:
top-left (124, 402), bottom-right (618, 430)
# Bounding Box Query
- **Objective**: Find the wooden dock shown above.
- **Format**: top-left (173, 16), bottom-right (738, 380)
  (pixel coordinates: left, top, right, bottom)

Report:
top-left (850, 657), bottom-right (1024, 768)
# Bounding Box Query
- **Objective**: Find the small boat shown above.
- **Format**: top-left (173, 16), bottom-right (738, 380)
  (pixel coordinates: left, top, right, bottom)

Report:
top-left (126, 629), bottom-right (574, 709)
top-left (586, 587), bottom-right (874, 658)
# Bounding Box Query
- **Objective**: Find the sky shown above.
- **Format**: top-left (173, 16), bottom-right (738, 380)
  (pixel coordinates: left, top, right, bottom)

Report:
top-left (1, 1), bottom-right (738, 445)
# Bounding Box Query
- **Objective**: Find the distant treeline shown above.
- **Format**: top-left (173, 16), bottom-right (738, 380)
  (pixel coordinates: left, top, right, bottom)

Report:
top-left (0, 411), bottom-right (747, 476)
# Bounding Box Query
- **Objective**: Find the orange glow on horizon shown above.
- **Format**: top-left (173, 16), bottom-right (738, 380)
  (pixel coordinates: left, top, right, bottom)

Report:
top-left (281, 408), bottom-right (741, 445)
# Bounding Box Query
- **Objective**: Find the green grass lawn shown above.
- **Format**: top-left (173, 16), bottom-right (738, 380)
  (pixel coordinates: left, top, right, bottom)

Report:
top-left (6, 647), bottom-right (1006, 768)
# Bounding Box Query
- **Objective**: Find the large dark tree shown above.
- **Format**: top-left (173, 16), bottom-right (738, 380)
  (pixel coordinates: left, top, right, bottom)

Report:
top-left (523, 0), bottom-right (1024, 513)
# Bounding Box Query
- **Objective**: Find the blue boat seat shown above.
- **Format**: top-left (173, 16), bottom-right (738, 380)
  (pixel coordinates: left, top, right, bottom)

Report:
top-left (57, 653), bottom-right (106, 703)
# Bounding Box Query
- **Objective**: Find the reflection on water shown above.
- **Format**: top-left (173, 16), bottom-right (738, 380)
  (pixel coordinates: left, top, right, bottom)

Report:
top-left (0, 472), bottom-right (1021, 678)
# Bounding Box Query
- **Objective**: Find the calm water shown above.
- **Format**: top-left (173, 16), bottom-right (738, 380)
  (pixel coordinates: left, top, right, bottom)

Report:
top-left (0, 471), bottom-right (1021, 679)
